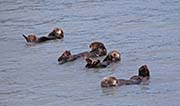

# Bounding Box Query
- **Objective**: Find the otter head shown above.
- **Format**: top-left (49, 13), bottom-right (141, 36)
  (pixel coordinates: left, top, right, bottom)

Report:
top-left (48, 28), bottom-right (64, 39)
top-left (22, 34), bottom-right (38, 42)
top-left (103, 51), bottom-right (121, 62)
top-left (138, 65), bottom-right (150, 78)
top-left (28, 35), bottom-right (38, 42)
top-left (89, 41), bottom-right (107, 56)
top-left (58, 50), bottom-right (71, 64)
top-left (101, 76), bottom-right (119, 87)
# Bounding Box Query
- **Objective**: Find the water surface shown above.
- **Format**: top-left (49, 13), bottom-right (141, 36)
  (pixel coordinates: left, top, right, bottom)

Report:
top-left (1, 0), bottom-right (180, 106)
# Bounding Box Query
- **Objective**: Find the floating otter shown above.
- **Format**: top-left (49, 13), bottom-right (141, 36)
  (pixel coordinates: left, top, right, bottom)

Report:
top-left (101, 65), bottom-right (150, 87)
top-left (85, 51), bottom-right (121, 68)
top-left (58, 41), bottom-right (107, 64)
top-left (89, 41), bottom-right (107, 56)
top-left (22, 28), bottom-right (64, 43)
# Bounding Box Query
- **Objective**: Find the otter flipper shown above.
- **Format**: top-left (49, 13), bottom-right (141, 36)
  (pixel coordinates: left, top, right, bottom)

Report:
top-left (22, 34), bottom-right (29, 42)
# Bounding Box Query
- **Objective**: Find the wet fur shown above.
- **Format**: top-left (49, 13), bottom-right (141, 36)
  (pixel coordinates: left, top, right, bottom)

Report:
top-left (58, 42), bottom-right (107, 64)
top-left (101, 65), bottom-right (150, 87)
top-left (22, 28), bottom-right (64, 43)
top-left (85, 51), bottom-right (121, 68)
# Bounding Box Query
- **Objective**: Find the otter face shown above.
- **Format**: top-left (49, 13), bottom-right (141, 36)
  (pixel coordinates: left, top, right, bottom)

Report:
top-left (58, 50), bottom-right (71, 64)
top-left (48, 28), bottom-right (64, 39)
top-left (89, 42), bottom-right (107, 56)
top-left (103, 51), bottom-right (121, 62)
top-left (111, 51), bottom-right (121, 61)
top-left (101, 76), bottom-right (118, 87)
top-left (27, 35), bottom-right (38, 42)
top-left (138, 65), bottom-right (150, 78)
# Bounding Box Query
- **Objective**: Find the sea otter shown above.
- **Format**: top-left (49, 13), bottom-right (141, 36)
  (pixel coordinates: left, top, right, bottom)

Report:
top-left (22, 28), bottom-right (64, 43)
top-left (58, 41), bottom-right (107, 64)
top-left (89, 41), bottom-right (107, 56)
top-left (85, 51), bottom-right (121, 68)
top-left (101, 65), bottom-right (150, 87)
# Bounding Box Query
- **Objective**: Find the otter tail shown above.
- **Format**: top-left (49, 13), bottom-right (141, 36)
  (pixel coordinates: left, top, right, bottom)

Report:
top-left (22, 34), bottom-right (29, 42)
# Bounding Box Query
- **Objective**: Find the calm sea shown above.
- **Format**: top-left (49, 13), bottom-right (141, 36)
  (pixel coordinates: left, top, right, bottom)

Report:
top-left (0, 0), bottom-right (180, 106)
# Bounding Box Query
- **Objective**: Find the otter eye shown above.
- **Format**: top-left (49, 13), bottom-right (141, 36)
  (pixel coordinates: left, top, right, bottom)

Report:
top-left (112, 53), bottom-right (116, 57)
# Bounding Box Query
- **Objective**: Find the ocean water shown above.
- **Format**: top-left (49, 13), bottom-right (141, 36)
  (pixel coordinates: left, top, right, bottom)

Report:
top-left (0, 0), bottom-right (180, 106)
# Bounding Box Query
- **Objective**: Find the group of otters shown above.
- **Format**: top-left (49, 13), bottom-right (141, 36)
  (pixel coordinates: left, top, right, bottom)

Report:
top-left (22, 27), bottom-right (150, 88)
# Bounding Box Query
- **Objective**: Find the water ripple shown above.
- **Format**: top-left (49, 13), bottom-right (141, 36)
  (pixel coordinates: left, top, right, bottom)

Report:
top-left (1, 0), bottom-right (180, 106)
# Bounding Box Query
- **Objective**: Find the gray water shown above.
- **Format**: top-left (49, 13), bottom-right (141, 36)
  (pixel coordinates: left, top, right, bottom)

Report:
top-left (1, 0), bottom-right (180, 106)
